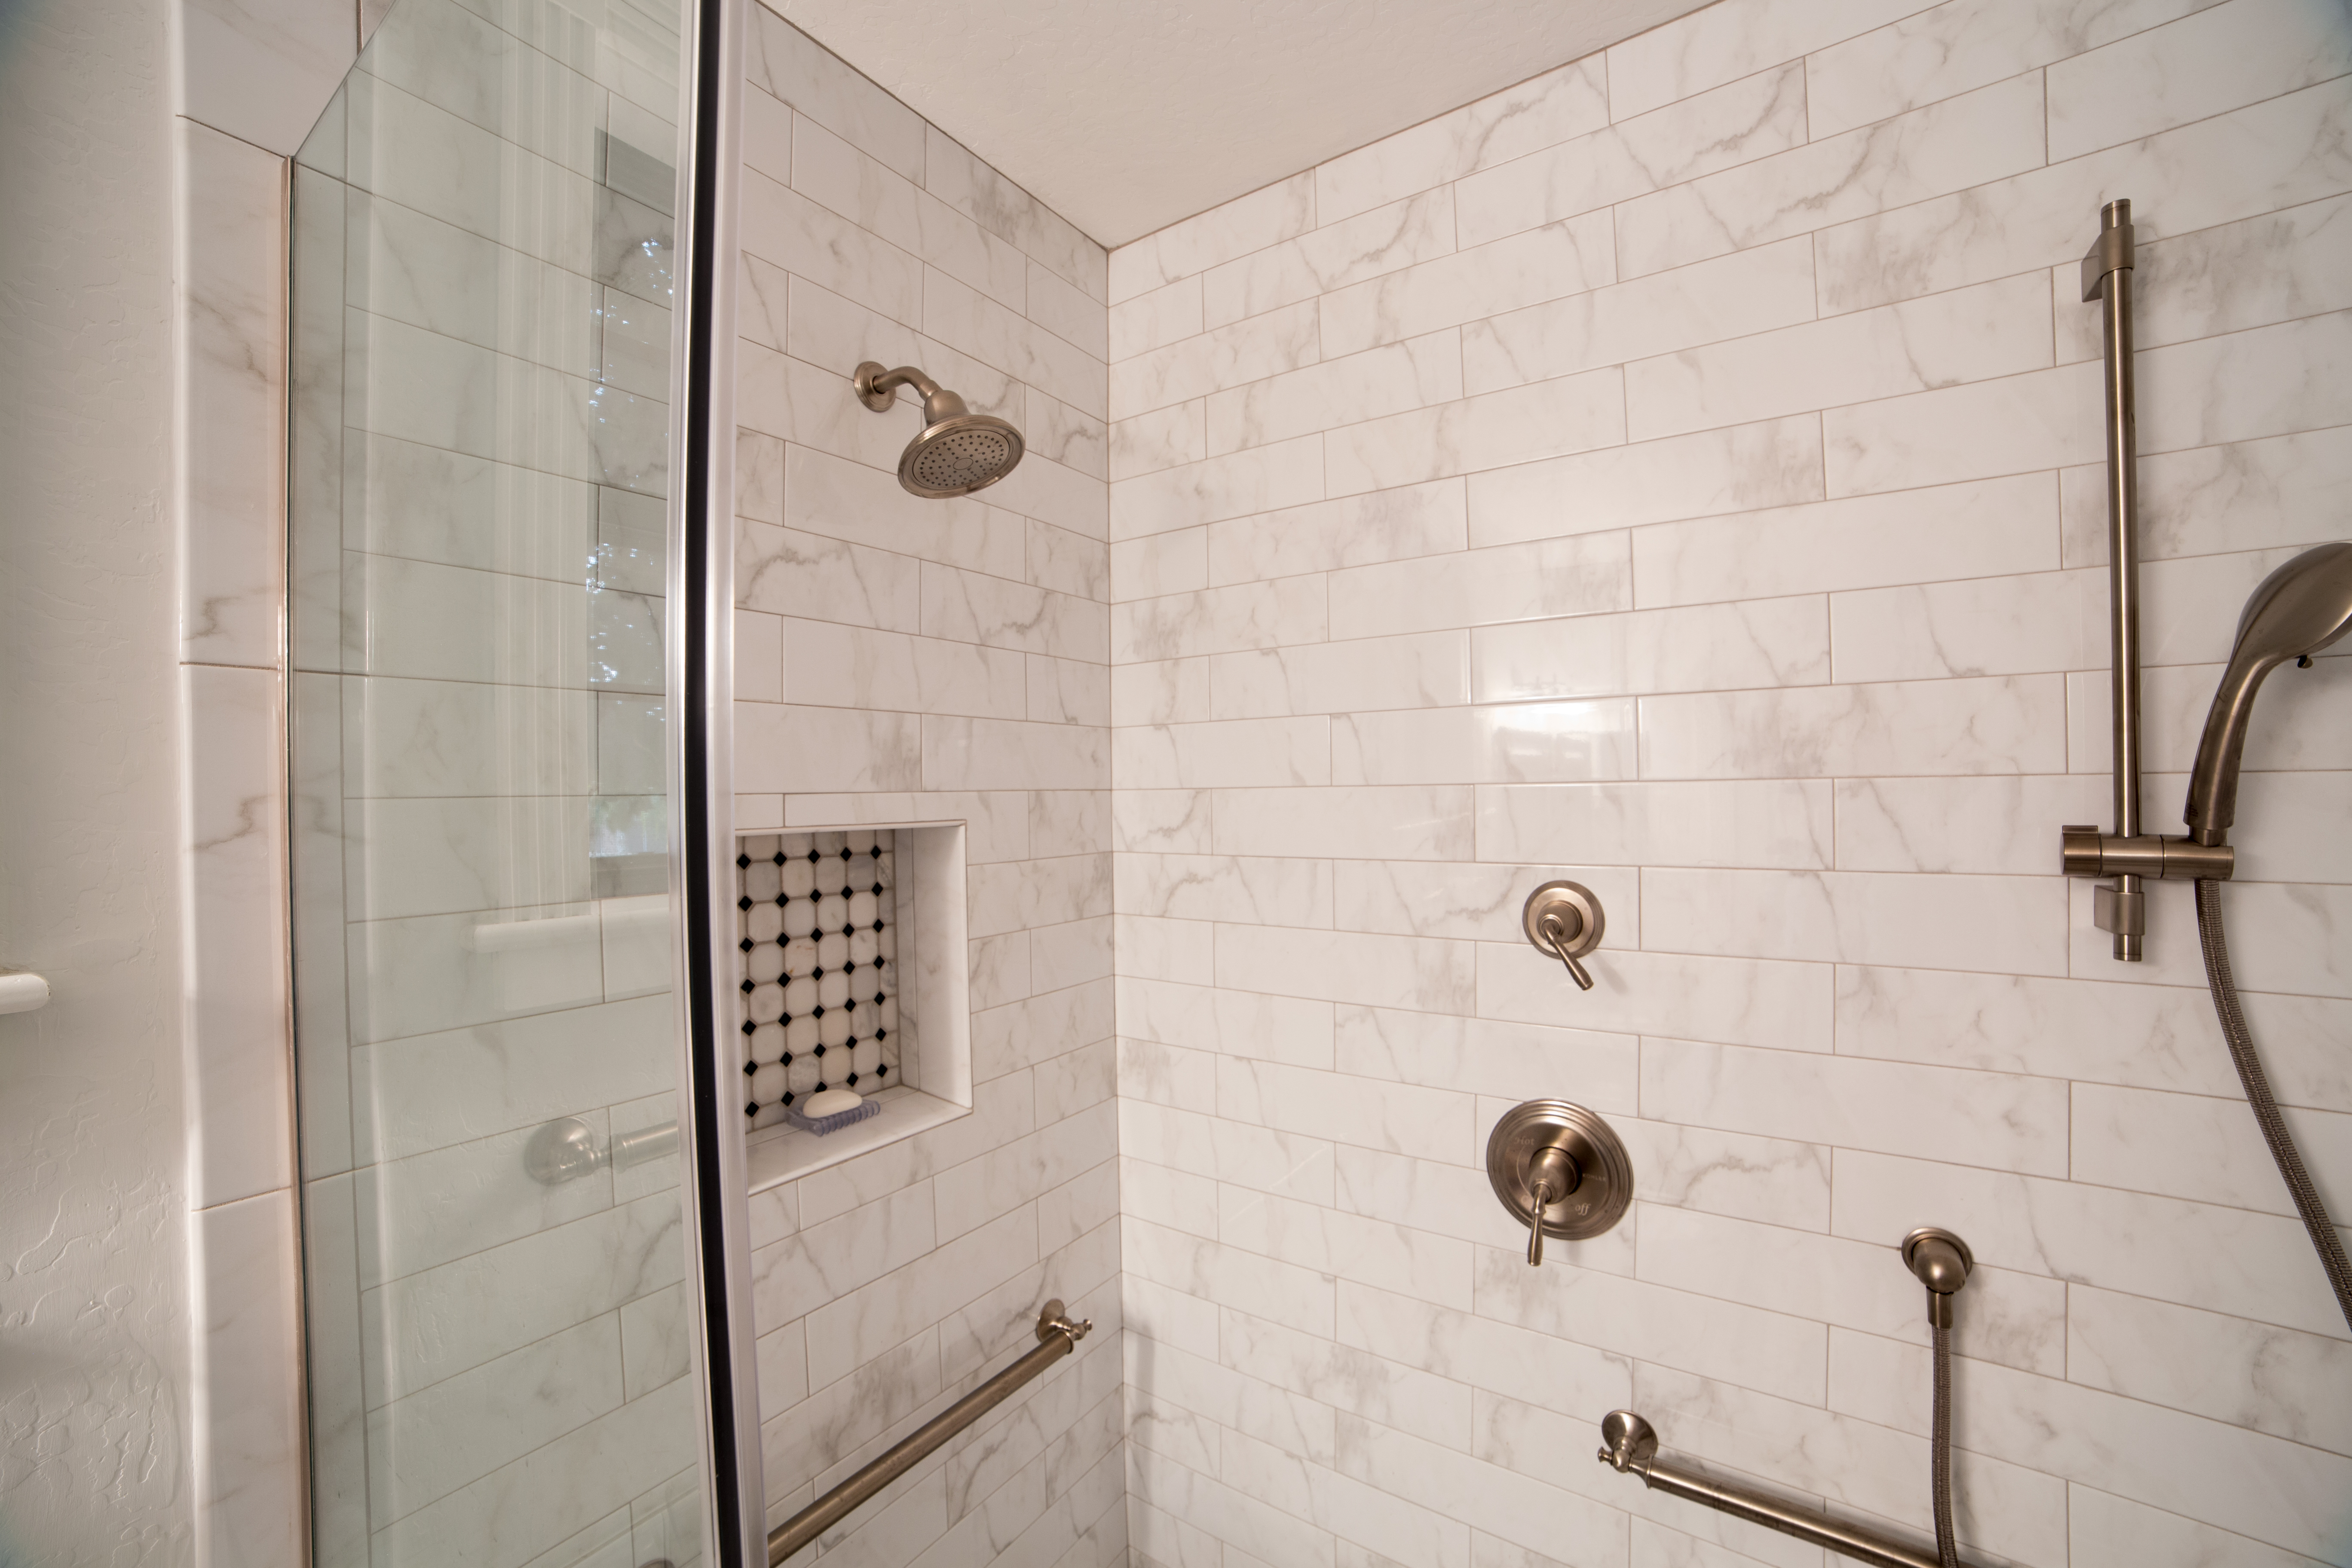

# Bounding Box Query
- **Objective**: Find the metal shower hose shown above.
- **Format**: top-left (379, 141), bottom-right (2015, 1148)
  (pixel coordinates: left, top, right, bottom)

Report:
top-left (2195, 878), bottom-right (2352, 1332)
top-left (1930, 1314), bottom-right (1957, 1568)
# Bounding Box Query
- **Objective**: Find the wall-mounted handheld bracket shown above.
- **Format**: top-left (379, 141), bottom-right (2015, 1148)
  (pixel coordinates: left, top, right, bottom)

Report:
top-left (1902, 1226), bottom-right (1973, 1329)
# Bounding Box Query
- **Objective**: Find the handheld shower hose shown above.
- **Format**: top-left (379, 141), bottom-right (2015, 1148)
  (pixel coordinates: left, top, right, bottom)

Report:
top-left (2193, 881), bottom-right (2352, 1329)
top-left (2183, 542), bottom-right (2352, 1333)
top-left (1904, 1229), bottom-right (1971, 1568)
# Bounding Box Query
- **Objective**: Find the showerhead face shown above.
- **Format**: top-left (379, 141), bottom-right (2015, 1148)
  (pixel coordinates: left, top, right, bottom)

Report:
top-left (2184, 541), bottom-right (2352, 845)
top-left (852, 361), bottom-right (1027, 499)
top-left (900, 412), bottom-right (1024, 499)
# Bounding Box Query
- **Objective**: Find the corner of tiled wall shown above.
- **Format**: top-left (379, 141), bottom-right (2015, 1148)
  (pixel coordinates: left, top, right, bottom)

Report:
top-left (731, 4), bottom-right (1126, 1562)
top-left (1102, 0), bottom-right (2352, 1563)
top-left (172, 3), bottom-right (363, 1563)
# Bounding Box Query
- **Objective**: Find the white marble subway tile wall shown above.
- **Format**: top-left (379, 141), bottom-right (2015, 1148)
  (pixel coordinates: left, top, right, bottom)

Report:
top-left (731, 5), bottom-right (1124, 1562)
top-left (1106, 0), bottom-right (2352, 1562)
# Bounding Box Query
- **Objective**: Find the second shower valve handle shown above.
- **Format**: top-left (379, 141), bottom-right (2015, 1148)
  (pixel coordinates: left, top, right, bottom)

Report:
top-left (1522, 880), bottom-right (1604, 992)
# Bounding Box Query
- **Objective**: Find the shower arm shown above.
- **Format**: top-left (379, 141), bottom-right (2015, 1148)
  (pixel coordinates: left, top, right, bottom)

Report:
top-left (2058, 199), bottom-right (2233, 954)
top-left (855, 361), bottom-right (965, 421)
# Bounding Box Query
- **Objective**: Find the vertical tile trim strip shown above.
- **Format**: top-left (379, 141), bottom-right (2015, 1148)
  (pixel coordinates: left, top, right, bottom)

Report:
top-left (172, 23), bottom-right (320, 1563)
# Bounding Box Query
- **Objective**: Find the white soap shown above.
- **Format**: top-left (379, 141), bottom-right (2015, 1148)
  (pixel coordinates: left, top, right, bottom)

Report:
top-left (803, 1087), bottom-right (864, 1118)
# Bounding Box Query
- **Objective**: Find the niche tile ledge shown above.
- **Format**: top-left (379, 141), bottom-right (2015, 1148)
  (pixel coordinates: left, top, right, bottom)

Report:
top-left (744, 1085), bottom-right (968, 1191)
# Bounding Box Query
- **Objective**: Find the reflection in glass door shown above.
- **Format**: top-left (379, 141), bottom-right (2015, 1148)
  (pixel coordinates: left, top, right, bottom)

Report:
top-left (285, 1), bottom-right (722, 1562)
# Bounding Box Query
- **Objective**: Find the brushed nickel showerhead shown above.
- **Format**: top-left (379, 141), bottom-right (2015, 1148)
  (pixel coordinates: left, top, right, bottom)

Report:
top-left (2184, 541), bottom-right (2352, 846)
top-left (853, 361), bottom-right (1025, 499)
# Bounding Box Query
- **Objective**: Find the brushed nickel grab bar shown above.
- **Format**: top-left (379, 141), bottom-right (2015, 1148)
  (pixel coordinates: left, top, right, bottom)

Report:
top-left (523, 1115), bottom-right (681, 1184)
top-left (768, 1302), bottom-right (1091, 1564)
top-left (1599, 1231), bottom-right (1975, 1568)
top-left (1596, 1411), bottom-right (1951, 1568)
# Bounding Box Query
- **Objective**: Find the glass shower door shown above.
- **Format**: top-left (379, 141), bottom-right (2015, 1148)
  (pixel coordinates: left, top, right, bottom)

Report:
top-left (286, 1), bottom-right (719, 1562)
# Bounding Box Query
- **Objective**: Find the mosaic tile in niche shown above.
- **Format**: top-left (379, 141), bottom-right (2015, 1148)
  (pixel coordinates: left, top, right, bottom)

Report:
top-left (736, 829), bottom-right (898, 1121)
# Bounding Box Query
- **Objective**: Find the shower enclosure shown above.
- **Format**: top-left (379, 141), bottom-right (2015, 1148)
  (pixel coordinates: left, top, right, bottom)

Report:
top-left (285, 0), bottom-right (754, 1561)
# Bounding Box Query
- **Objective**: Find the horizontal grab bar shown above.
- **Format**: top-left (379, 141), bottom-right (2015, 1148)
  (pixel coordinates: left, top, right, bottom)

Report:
top-left (1597, 1411), bottom-right (1955, 1568)
top-left (769, 1302), bottom-right (1090, 1563)
top-left (523, 1116), bottom-right (679, 1184)
top-left (611, 1121), bottom-right (679, 1167)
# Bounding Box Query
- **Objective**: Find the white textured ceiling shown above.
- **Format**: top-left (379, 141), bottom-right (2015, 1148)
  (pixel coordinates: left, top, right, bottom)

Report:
top-left (769, 0), bottom-right (1718, 249)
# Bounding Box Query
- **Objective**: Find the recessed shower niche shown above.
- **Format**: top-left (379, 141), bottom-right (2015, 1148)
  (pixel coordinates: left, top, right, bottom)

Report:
top-left (735, 822), bottom-right (971, 1190)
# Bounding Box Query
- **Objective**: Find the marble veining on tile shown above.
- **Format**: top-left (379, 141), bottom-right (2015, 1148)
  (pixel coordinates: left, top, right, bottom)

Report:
top-left (727, 11), bottom-right (1125, 1566)
top-left (235, 0), bottom-right (2352, 1562)
top-left (1101, 1), bottom-right (2352, 1563)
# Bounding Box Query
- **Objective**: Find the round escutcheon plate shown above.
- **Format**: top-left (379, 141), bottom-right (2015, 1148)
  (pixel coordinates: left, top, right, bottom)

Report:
top-left (1522, 879), bottom-right (1604, 959)
top-left (1486, 1098), bottom-right (1633, 1241)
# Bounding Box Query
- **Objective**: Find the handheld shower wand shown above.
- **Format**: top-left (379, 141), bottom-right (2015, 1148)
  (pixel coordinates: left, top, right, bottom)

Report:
top-left (2183, 542), bottom-right (2352, 846)
top-left (2182, 542), bottom-right (2352, 1332)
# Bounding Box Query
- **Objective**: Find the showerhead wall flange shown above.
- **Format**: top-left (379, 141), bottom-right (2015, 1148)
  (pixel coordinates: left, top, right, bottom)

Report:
top-left (853, 361), bottom-right (1026, 499)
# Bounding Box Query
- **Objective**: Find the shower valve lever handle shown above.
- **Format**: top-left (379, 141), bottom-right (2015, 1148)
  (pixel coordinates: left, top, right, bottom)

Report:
top-left (1523, 882), bottom-right (1604, 992)
top-left (1520, 1144), bottom-right (1581, 1268)
top-left (1539, 913), bottom-right (1595, 990)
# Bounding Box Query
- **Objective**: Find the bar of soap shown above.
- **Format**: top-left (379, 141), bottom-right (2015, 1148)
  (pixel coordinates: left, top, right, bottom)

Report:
top-left (803, 1087), bottom-right (864, 1118)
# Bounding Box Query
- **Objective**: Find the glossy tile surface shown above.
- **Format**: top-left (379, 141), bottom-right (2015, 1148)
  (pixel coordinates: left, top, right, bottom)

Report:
top-left (1101, 1), bottom-right (2352, 1565)
top-left (732, 12), bottom-right (1127, 1566)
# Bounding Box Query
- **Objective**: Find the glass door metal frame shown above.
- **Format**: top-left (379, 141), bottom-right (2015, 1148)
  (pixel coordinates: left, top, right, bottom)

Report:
top-left (666, 0), bottom-right (765, 1562)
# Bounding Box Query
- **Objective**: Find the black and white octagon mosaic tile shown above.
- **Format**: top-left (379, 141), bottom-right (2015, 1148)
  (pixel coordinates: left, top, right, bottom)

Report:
top-left (735, 829), bottom-right (899, 1126)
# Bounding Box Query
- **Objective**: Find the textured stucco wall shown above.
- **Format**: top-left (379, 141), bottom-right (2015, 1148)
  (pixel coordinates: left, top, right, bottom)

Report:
top-left (0, 1), bottom-right (193, 1562)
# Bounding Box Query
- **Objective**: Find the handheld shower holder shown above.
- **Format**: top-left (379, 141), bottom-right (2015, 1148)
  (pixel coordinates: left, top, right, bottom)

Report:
top-left (2060, 827), bottom-right (2234, 939)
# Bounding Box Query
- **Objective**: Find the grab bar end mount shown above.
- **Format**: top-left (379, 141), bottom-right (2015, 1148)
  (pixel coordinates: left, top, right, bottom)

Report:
top-left (1036, 1299), bottom-right (1091, 1346)
top-left (1598, 1409), bottom-right (1657, 1474)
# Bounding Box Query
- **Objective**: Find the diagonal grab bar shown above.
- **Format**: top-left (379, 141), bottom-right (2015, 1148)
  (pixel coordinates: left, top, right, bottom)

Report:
top-left (767, 1302), bottom-right (1091, 1564)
